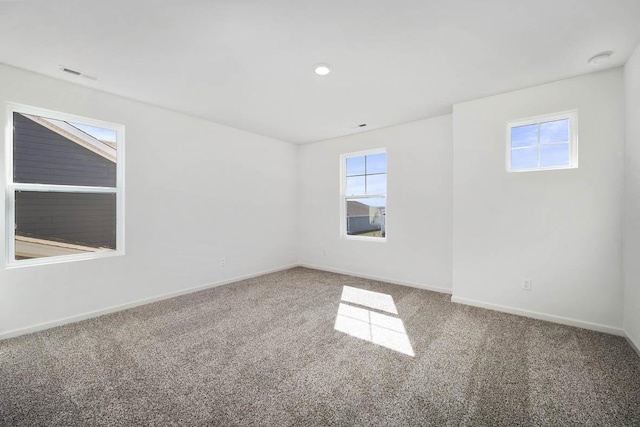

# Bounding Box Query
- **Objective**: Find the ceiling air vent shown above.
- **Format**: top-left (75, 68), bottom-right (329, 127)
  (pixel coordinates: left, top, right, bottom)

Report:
top-left (62, 67), bottom-right (81, 76)
top-left (60, 66), bottom-right (98, 81)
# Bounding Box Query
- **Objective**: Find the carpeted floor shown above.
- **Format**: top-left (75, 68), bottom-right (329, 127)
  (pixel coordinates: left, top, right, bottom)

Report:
top-left (1, 267), bottom-right (639, 426)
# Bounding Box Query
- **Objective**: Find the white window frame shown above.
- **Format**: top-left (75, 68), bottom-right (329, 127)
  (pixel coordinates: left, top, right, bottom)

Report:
top-left (506, 110), bottom-right (578, 173)
top-left (5, 102), bottom-right (125, 268)
top-left (339, 148), bottom-right (387, 242)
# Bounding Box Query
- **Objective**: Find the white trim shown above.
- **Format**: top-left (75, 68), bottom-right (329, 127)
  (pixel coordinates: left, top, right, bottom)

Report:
top-left (451, 295), bottom-right (624, 336)
top-left (299, 263), bottom-right (452, 294)
top-left (343, 234), bottom-right (387, 243)
top-left (506, 109), bottom-right (579, 173)
top-left (340, 147), bottom-right (387, 158)
top-left (6, 249), bottom-right (123, 269)
top-left (0, 263), bottom-right (299, 341)
top-left (7, 183), bottom-right (117, 194)
top-left (625, 329), bottom-right (640, 357)
top-left (6, 102), bottom-right (125, 132)
top-left (5, 104), bottom-right (14, 264)
top-left (344, 193), bottom-right (386, 199)
top-left (3, 263), bottom-right (631, 344)
top-left (5, 102), bottom-right (125, 268)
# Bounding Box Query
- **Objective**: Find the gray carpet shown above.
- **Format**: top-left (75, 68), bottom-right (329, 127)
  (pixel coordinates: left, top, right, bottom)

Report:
top-left (1, 267), bottom-right (639, 426)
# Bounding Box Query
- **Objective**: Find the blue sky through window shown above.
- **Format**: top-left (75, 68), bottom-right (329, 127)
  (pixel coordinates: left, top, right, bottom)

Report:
top-left (345, 152), bottom-right (387, 207)
top-left (69, 122), bottom-right (117, 144)
top-left (540, 119), bottom-right (569, 144)
top-left (346, 153), bottom-right (387, 197)
top-left (540, 144), bottom-right (569, 167)
top-left (511, 124), bottom-right (538, 148)
top-left (511, 119), bottom-right (569, 170)
top-left (346, 153), bottom-right (387, 177)
top-left (346, 156), bottom-right (365, 176)
top-left (366, 153), bottom-right (386, 174)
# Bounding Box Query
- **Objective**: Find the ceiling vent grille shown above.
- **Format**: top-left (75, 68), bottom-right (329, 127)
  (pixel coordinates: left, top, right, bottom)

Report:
top-left (60, 66), bottom-right (98, 81)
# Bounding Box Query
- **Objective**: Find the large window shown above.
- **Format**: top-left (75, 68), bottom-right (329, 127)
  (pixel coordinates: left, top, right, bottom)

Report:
top-left (5, 103), bottom-right (125, 266)
top-left (507, 110), bottom-right (578, 172)
top-left (341, 149), bottom-right (387, 240)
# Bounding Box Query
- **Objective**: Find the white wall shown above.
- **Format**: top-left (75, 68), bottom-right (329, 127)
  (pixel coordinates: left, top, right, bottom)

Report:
top-left (298, 115), bottom-right (453, 292)
top-left (624, 44), bottom-right (640, 349)
top-left (0, 64), bottom-right (298, 337)
top-left (1, 61), bottom-right (633, 341)
top-left (452, 69), bottom-right (625, 332)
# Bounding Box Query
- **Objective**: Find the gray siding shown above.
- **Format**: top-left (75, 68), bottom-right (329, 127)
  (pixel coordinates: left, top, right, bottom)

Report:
top-left (15, 191), bottom-right (116, 249)
top-left (346, 216), bottom-right (381, 235)
top-left (13, 113), bottom-right (116, 187)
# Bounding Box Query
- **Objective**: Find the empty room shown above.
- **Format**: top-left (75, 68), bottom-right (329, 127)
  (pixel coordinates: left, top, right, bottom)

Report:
top-left (1, 0), bottom-right (640, 425)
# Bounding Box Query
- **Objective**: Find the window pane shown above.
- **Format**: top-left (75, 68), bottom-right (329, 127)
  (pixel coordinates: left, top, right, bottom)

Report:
top-left (540, 144), bottom-right (570, 168)
top-left (511, 124), bottom-right (538, 148)
top-left (511, 147), bottom-right (538, 170)
top-left (366, 174), bottom-right (387, 195)
top-left (14, 191), bottom-right (116, 261)
top-left (366, 153), bottom-right (387, 174)
top-left (68, 122), bottom-right (117, 145)
top-left (13, 112), bottom-right (117, 187)
top-left (346, 176), bottom-right (365, 195)
top-left (346, 197), bottom-right (386, 238)
top-left (346, 155), bottom-right (365, 176)
top-left (540, 119), bottom-right (569, 144)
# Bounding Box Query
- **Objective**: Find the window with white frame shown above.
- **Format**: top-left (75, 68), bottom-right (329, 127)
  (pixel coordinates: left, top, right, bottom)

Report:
top-left (507, 110), bottom-right (578, 172)
top-left (5, 103), bottom-right (125, 266)
top-left (341, 149), bottom-right (387, 240)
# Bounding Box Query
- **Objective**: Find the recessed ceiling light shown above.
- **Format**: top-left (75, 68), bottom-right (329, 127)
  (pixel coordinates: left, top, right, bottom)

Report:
top-left (588, 51), bottom-right (613, 65)
top-left (313, 63), bottom-right (332, 76)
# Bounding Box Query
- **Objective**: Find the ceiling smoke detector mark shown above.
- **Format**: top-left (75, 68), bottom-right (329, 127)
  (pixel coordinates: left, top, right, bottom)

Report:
top-left (60, 66), bottom-right (98, 81)
top-left (588, 51), bottom-right (613, 65)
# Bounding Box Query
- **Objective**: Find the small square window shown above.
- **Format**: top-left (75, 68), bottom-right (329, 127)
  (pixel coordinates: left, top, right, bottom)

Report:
top-left (507, 111), bottom-right (578, 172)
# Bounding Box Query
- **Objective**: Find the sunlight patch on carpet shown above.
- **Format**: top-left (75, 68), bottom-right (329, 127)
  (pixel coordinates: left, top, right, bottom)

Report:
top-left (335, 287), bottom-right (414, 357)
top-left (340, 286), bottom-right (398, 314)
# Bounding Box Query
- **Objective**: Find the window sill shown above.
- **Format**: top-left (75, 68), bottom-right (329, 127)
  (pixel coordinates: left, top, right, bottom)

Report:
top-left (5, 249), bottom-right (124, 269)
top-left (343, 235), bottom-right (387, 243)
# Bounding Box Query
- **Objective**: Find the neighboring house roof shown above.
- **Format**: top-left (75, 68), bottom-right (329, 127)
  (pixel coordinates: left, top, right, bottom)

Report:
top-left (21, 113), bottom-right (116, 163)
top-left (15, 235), bottom-right (110, 259)
top-left (102, 140), bottom-right (117, 150)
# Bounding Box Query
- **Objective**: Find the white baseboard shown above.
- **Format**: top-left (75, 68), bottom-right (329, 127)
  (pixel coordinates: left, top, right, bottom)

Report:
top-left (8, 263), bottom-right (630, 347)
top-left (451, 295), bottom-right (625, 336)
top-left (625, 329), bottom-right (640, 357)
top-left (299, 263), bottom-right (452, 295)
top-left (0, 263), bottom-right (299, 341)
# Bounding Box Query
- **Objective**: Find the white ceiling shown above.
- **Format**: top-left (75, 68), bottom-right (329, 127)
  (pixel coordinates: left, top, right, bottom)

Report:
top-left (1, 0), bottom-right (640, 144)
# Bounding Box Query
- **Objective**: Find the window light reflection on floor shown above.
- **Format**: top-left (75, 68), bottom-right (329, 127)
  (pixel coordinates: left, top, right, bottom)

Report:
top-left (340, 286), bottom-right (398, 314)
top-left (334, 287), bottom-right (415, 357)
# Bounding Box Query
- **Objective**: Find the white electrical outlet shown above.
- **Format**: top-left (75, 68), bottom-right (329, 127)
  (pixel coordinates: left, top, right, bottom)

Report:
top-left (322, 248), bottom-right (327, 256)
top-left (521, 278), bottom-right (532, 290)
top-left (220, 257), bottom-right (225, 267)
